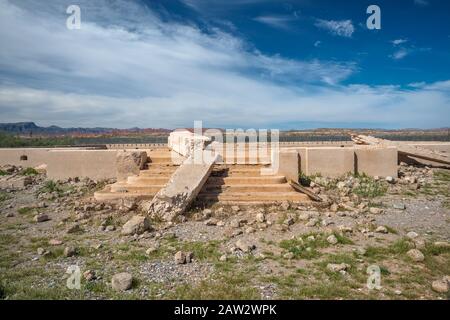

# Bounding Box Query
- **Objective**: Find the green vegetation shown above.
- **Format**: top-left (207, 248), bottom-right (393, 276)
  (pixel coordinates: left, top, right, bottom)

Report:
top-left (0, 132), bottom-right (74, 148)
top-left (0, 169), bottom-right (8, 176)
top-left (0, 191), bottom-right (10, 204)
top-left (352, 173), bottom-right (387, 198)
top-left (20, 167), bottom-right (39, 176)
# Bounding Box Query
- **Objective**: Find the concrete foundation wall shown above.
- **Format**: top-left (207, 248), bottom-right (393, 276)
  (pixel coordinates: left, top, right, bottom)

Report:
top-left (45, 150), bottom-right (118, 180)
top-left (355, 146), bottom-right (398, 177)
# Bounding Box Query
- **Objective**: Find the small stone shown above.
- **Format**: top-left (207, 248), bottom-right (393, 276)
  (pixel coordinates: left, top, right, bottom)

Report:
top-left (33, 214), bottom-right (49, 223)
top-left (385, 176), bottom-right (395, 184)
top-left (407, 249), bottom-right (425, 262)
top-left (245, 227), bottom-right (255, 234)
top-left (434, 241), bottom-right (450, 249)
top-left (369, 207), bottom-right (383, 214)
top-left (283, 252), bottom-right (294, 260)
top-left (83, 270), bottom-right (96, 281)
top-left (66, 224), bottom-right (83, 234)
top-left (393, 203), bottom-right (406, 210)
top-left (283, 217), bottom-right (295, 226)
top-left (280, 201), bottom-right (290, 211)
top-left (306, 218), bottom-right (319, 227)
top-left (394, 290), bottom-right (402, 295)
top-left (219, 254), bottom-right (227, 262)
top-left (431, 279), bottom-right (449, 293)
top-left (105, 225), bottom-right (115, 232)
top-left (63, 246), bottom-right (77, 257)
top-left (355, 247), bottom-right (367, 256)
top-left (204, 218), bottom-right (218, 226)
top-left (231, 205), bottom-right (240, 213)
top-left (121, 215), bottom-right (151, 236)
top-left (111, 272), bottom-right (133, 291)
top-left (255, 213), bottom-right (266, 223)
top-left (235, 239), bottom-right (255, 253)
top-left (406, 231), bottom-right (419, 239)
top-left (5, 212), bottom-right (14, 218)
top-left (327, 234), bottom-right (338, 245)
top-left (375, 226), bottom-right (388, 234)
top-left (146, 245), bottom-right (158, 255)
top-left (174, 251), bottom-right (186, 264)
top-left (37, 247), bottom-right (45, 255)
top-left (202, 209), bottom-right (212, 218)
top-left (185, 251), bottom-right (194, 263)
top-left (330, 203), bottom-right (339, 212)
top-left (327, 263), bottom-right (350, 273)
top-left (49, 239), bottom-right (63, 246)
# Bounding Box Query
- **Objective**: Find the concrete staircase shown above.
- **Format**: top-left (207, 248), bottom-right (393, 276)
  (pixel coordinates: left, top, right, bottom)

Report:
top-left (94, 148), bottom-right (309, 205)
top-left (195, 164), bottom-right (309, 205)
top-left (94, 148), bottom-right (179, 202)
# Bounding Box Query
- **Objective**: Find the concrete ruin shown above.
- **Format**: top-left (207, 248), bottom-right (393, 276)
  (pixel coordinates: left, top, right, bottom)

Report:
top-left (1, 133), bottom-right (449, 213)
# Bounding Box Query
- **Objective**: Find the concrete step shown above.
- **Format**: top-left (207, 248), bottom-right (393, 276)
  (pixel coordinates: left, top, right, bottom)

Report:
top-left (206, 176), bottom-right (286, 185)
top-left (203, 184), bottom-right (294, 192)
top-left (196, 191), bottom-right (309, 202)
top-left (94, 188), bottom-right (155, 202)
top-left (127, 176), bottom-right (170, 184)
top-left (110, 183), bottom-right (165, 193)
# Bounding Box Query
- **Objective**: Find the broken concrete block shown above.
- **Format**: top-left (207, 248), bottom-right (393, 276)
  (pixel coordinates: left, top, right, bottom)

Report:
top-left (116, 150), bottom-right (147, 182)
top-left (0, 176), bottom-right (32, 189)
top-left (141, 153), bottom-right (218, 222)
top-left (355, 146), bottom-right (398, 178)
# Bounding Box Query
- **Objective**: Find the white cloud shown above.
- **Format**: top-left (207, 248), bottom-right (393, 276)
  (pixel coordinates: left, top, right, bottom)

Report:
top-left (0, 0), bottom-right (448, 129)
top-left (391, 49), bottom-right (409, 60)
top-left (314, 41), bottom-right (321, 47)
top-left (391, 39), bottom-right (408, 46)
top-left (253, 15), bottom-right (296, 30)
top-left (315, 19), bottom-right (354, 38)
top-left (414, 0), bottom-right (429, 6)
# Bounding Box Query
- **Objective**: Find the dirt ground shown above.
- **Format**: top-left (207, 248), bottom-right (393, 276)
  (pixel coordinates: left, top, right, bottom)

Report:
top-left (0, 163), bottom-right (449, 300)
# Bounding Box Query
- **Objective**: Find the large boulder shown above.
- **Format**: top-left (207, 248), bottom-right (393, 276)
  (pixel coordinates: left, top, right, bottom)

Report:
top-left (121, 215), bottom-right (151, 236)
top-left (116, 151), bottom-right (147, 182)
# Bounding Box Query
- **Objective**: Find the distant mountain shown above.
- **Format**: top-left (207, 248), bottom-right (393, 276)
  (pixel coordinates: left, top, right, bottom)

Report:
top-left (0, 122), bottom-right (171, 137)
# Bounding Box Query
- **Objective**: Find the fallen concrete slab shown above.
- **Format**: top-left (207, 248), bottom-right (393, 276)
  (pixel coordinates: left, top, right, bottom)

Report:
top-left (141, 153), bottom-right (219, 221)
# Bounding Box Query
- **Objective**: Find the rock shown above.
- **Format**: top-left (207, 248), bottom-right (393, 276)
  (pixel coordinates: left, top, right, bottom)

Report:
top-left (406, 231), bottom-right (419, 239)
top-left (231, 205), bottom-right (240, 213)
top-left (407, 249), bottom-right (425, 262)
top-left (116, 150), bottom-right (147, 182)
top-left (283, 252), bottom-right (294, 260)
top-left (48, 239), bottom-right (63, 246)
top-left (185, 251), bottom-right (194, 263)
top-left (375, 226), bottom-right (388, 234)
top-left (355, 247), bottom-right (367, 256)
top-left (327, 263), bottom-right (350, 273)
top-left (306, 218), bottom-right (319, 227)
top-left (33, 214), bottom-right (49, 223)
top-left (5, 212), bottom-right (14, 218)
top-left (145, 245), bottom-right (158, 255)
top-left (37, 247), bottom-right (45, 255)
top-left (298, 212), bottom-right (311, 221)
top-left (121, 215), bottom-right (151, 236)
top-left (204, 218), bottom-right (218, 226)
top-left (369, 207), bottom-right (383, 215)
top-left (202, 208), bottom-right (212, 218)
top-left (83, 270), bottom-right (96, 281)
top-left (327, 234), bottom-right (338, 245)
top-left (393, 203), bottom-right (406, 210)
top-left (330, 203), bottom-right (339, 212)
top-left (434, 241), bottom-right (450, 249)
top-left (245, 227), bottom-right (255, 234)
top-left (431, 279), bottom-right (449, 293)
top-left (283, 217), bottom-right (295, 226)
top-left (174, 251), bottom-right (186, 264)
top-left (66, 224), bottom-right (83, 234)
top-left (229, 219), bottom-right (241, 228)
top-left (255, 213), bottom-right (266, 223)
top-left (219, 254), bottom-right (227, 262)
top-left (63, 246), bottom-right (77, 257)
top-left (105, 225), bottom-right (115, 232)
top-left (280, 201), bottom-right (290, 211)
top-left (111, 272), bottom-right (133, 291)
top-left (385, 176), bottom-right (395, 184)
top-left (235, 239), bottom-right (255, 253)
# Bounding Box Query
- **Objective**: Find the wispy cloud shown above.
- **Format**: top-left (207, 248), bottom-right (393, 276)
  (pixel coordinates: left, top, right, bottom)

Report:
top-left (314, 41), bottom-right (321, 47)
top-left (391, 49), bottom-right (409, 60)
top-left (391, 39), bottom-right (408, 46)
top-left (253, 15), bottom-right (296, 30)
top-left (414, 0), bottom-right (429, 6)
top-left (0, 0), bottom-right (448, 129)
top-left (314, 19), bottom-right (354, 38)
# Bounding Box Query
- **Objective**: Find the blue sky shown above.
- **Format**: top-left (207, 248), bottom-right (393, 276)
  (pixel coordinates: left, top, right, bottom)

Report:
top-left (0, 0), bottom-right (449, 129)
